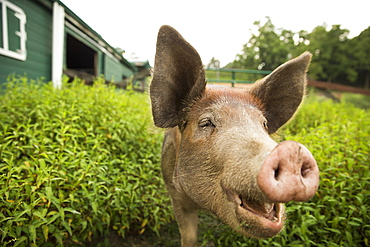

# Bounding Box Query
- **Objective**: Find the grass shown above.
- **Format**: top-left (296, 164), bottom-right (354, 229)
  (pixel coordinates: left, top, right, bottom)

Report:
top-left (205, 70), bottom-right (265, 83)
top-left (341, 92), bottom-right (370, 109)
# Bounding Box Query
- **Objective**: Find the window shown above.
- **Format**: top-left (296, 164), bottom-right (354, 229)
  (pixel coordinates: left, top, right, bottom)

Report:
top-left (0, 0), bottom-right (27, 61)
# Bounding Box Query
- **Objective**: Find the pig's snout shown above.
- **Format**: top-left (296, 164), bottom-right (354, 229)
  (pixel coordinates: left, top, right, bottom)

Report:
top-left (257, 141), bottom-right (319, 203)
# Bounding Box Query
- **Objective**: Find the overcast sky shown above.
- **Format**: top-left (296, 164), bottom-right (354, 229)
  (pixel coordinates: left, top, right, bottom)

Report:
top-left (61, 0), bottom-right (369, 67)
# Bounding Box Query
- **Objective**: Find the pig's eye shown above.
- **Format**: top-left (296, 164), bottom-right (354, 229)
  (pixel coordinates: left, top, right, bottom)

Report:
top-left (180, 120), bottom-right (188, 131)
top-left (263, 120), bottom-right (268, 130)
top-left (198, 118), bottom-right (215, 129)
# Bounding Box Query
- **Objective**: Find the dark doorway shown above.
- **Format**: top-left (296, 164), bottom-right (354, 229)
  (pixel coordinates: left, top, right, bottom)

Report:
top-left (66, 33), bottom-right (97, 76)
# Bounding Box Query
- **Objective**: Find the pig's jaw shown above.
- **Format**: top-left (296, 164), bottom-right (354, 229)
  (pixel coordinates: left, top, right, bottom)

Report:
top-left (221, 183), bottom-right (285, 238)
top-left (238, 195), bottom-right (278, 222)
top-left (236, 196), bottom-right (284, 237)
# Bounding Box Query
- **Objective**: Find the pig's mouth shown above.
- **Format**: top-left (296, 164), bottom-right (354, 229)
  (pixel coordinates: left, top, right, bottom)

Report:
top-left (221, 183), bottom-right (284, 237)
top-left (236, 194), bottom-right (284, 236)
top-left (238, 195), bottom-right (280, 222)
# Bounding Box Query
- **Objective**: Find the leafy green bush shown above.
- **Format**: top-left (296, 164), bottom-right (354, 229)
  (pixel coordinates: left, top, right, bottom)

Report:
top-left (1, 76), bottom-right (369, 246)
top-left (0, 76), bottom-right (172, 246)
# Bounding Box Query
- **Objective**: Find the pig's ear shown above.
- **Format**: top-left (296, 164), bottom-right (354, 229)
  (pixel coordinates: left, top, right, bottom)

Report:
top-left (150, 25), bottom-right (206, 128)
top-left (250, 52), bottom-right (312, 134)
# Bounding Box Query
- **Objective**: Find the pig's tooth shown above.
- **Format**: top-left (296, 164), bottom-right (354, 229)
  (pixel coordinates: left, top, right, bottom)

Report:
top-left (264, 203), bottom-right (274, 214)
top-left (237, 195), bottom-right (242, 206)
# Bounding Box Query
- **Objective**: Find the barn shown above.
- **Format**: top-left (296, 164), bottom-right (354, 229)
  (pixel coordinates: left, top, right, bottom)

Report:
top-left (0, 0), bottom-right (137, 87)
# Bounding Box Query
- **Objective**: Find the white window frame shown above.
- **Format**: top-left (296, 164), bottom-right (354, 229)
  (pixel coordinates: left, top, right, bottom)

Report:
top-left (0, 0), bottom-right (27, 61)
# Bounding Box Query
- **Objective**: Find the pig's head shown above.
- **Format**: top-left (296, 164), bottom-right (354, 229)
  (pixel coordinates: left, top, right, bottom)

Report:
top-left (150, 25), bottom-right (319, 240)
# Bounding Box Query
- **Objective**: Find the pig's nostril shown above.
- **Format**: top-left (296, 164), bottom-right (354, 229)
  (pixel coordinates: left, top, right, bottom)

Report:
top-left (274, 161), bottom-right (311, 180)
top-left (301, 162), bottom-right (311, 178)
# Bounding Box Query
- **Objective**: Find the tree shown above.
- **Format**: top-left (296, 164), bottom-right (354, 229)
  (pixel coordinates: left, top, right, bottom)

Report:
top-left (349, 27), bottom-right (370, 89)
top-left (231, 17), bottom-right (295, 71)
top-left (228, 18), bottom-right (369, 88)
top-left (207, 57), bottom-right (220, 69)
top-left (306, 25), bottom-right (357, 84)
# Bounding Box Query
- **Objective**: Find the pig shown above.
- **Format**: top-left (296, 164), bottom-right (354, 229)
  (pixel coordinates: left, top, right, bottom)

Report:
top-left (150, 25), bottom-right (319, 247)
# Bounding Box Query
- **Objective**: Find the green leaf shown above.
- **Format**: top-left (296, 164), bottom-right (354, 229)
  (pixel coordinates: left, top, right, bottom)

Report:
top-left (0, 216), bottom-right (14, 223)
top-left (324, 228), bottom-right (342, 234)
top-left (39, 158), bottom-right (46, 170)
top-left (346, 231), bottom-right (353, 245)
top-left (62, 221), bottom-right (73, 236)
top-left (46, 212), bottom-right (60, 225)
top-left (15, 208), bottom-right (31, 220)
top-left (63, 207), bottom-right (81, 215)
top-left (33, 210), bottom-right (47, 222)
top-left (91, 201), bottom-right (98, 214)
top-left (45, 186), bottom-right (53, 207)
top-left (13, 236), bottom-right (28, 247)
top-left (42, 225), bottom-right (49, 241)
top-left (28, 225), bottom-right (36, 243)
top-left (53, 230), bottom-right (63, 245)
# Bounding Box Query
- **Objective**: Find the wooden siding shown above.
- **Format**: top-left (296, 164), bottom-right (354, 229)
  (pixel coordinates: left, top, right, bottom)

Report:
top-left (0, 0), bottom-right (53, 83)
top-left (104, 55), bottom-right (134, 82)
top-left (1, 0), bottom-right (136, 85)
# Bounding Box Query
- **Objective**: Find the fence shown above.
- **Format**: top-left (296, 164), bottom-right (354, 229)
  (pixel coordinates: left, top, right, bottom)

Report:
top-left (206, 68), bottom-right (370, 96)
top-left (205, 68), bottom-right (270, 87)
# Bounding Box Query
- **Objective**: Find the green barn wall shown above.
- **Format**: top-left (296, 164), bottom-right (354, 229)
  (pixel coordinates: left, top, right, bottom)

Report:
top-left (1, 0), bottom-right (136, 86)
top-left (98, 52), bottom-right (105, 76)
top-left (0, 0), bottom-right (53, 83)
top-left (104, 55), bottom-right (134, 82)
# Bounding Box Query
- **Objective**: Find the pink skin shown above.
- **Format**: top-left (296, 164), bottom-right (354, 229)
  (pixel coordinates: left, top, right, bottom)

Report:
top-left (258, 141), bottom-right (320, 203)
